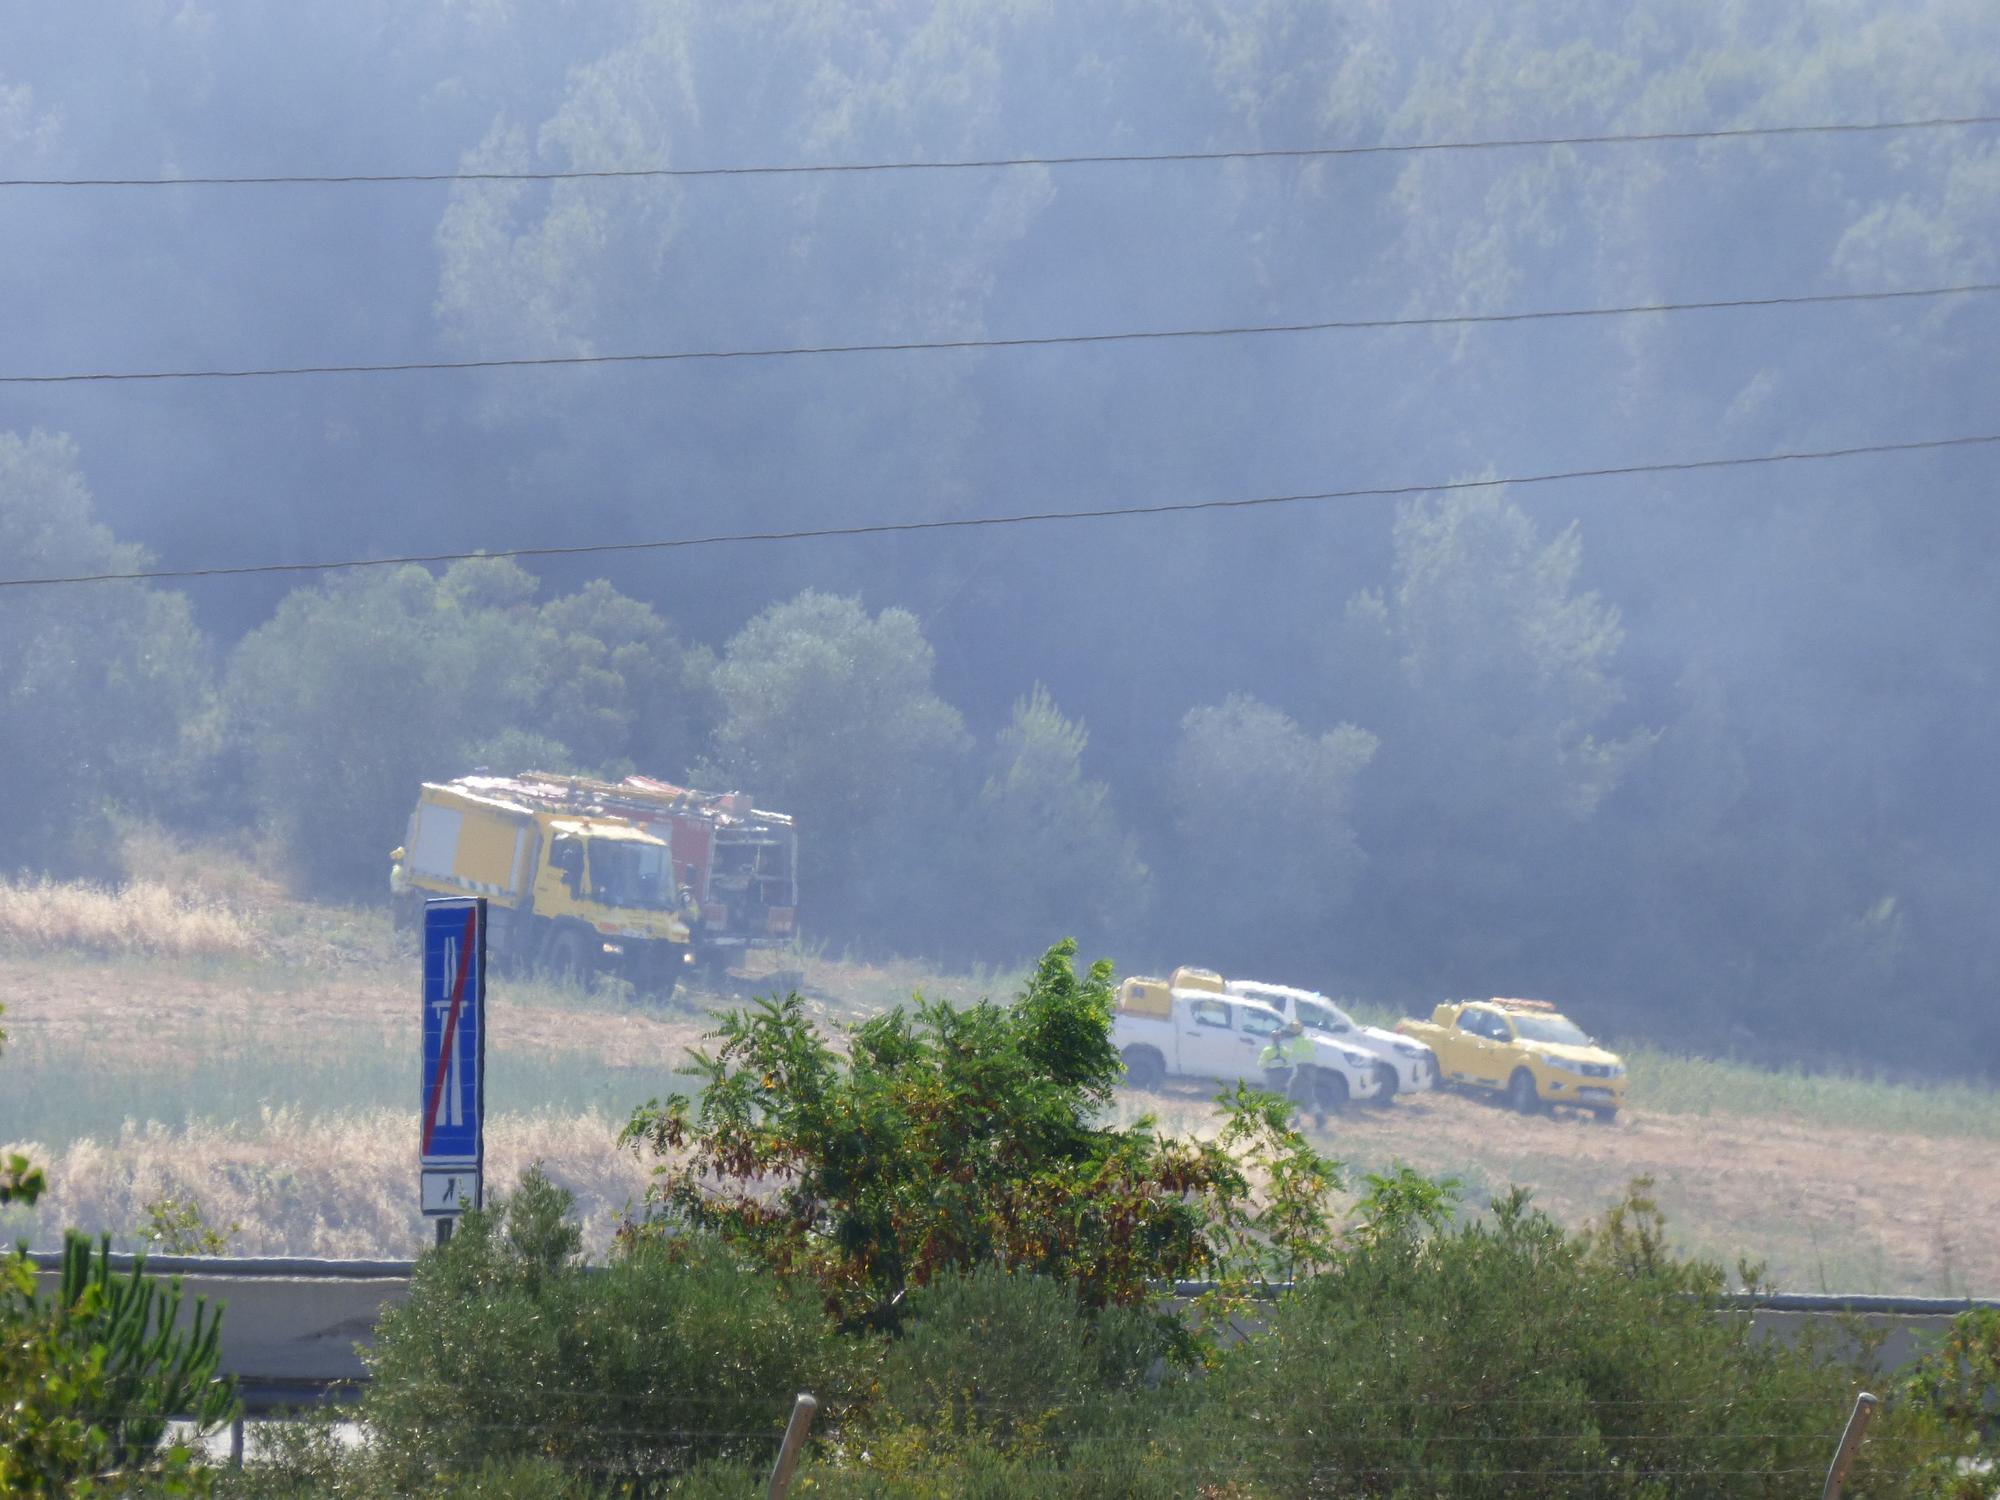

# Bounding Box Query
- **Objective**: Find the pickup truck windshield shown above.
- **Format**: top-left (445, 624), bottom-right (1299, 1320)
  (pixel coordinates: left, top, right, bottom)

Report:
top-left (589, 842), bottom-right (676, 910)
top-left (1294, 999), bottom-right (1352, 1034)
top-left (1512, 1014), bottom-right (1592, 1047)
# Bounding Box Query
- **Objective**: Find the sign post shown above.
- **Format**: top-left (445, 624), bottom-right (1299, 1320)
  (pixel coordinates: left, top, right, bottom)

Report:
top-left (420, 897), bottom-right (486, 1246)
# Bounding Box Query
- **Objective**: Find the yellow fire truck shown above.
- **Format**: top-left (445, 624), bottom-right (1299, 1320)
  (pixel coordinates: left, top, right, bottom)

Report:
top-left (392, 777), bottom-right (693, 992)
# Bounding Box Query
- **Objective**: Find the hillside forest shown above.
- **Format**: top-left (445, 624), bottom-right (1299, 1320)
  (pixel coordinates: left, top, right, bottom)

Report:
top-left (2, 0), bottom-right (1996, 1080)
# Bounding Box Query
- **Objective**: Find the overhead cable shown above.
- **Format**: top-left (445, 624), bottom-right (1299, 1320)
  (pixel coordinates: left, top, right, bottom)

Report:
top-left (4, 113), bottom-right (1995, 188)
top-left (0, 432), bottom-right (1990, 592)
top-left (5, 282), bottom-right (1993, 387)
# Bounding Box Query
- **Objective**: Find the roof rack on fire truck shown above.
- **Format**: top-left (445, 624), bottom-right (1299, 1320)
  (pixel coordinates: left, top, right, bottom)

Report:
top-left (500, 770), bottom-right (791, 826)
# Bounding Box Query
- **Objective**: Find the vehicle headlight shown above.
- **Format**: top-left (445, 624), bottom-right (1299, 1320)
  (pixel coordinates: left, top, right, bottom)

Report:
top-left (1545, 1057), bottom-right (1585, 1074)
top-left (1392, 1041), bottom-right (1427, 1058)
top-left (1342, 1049), bottom-right (1374, 1068)
top-left (1606, 1062), bottom-right (1626, 1078)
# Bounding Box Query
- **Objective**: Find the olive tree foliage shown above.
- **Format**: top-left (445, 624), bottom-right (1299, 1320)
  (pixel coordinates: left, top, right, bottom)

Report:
top-left (0, 432), bottom-right (213, 876)
top-left (968, 685), bottom-right (1149, 961)
top-left (706, 591), bottom-right (970, 948)
top-left (226, 558), bottom-right (709, 895)
top-left (1164, 694), bottom-right (1376, 975)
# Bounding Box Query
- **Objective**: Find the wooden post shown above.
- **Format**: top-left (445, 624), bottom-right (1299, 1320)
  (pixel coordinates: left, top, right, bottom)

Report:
top-left (766, 1392), bottom-right (818, 1500)
top-left (228, 1415), bottom-right (245, 1468)
top-left (1822, 1391), bottom-right (1878, 1500)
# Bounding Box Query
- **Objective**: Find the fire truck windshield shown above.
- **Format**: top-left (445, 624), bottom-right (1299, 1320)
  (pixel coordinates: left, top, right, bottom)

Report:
top-left (589, 841), bottom-right (676, 910)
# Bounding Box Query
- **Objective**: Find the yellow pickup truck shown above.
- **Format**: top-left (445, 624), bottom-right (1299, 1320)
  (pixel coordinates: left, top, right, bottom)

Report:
top-left (1395, 998), bottom-right (1626, 1120)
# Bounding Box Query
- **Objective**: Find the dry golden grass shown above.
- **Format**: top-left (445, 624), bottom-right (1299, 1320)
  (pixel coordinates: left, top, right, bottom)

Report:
top-left (116, 824), bottom-right (290, 912)
top-left (15, 1108), bottom-right (653, 1258)
top-left (0, 877), bottom-right (257, 960)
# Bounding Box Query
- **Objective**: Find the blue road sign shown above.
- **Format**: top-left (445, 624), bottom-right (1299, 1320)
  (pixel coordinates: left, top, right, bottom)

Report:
top-left (420, 899), bottom-right (485, 1198)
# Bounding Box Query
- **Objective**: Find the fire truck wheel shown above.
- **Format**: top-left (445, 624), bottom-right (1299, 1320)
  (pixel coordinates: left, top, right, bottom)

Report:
top-left (544, 928), bottom-right (588, 987)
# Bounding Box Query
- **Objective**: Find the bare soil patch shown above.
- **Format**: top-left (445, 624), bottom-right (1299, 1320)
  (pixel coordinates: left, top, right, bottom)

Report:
top-left (1128, 1080), bottom-right (2000, 1294)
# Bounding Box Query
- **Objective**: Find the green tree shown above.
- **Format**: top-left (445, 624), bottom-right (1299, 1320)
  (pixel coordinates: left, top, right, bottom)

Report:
top-left (227, 560), bottom-right (538, 893)
top-left (535, 579), bottom-right (717, 779)
top-left (226, 559), bottom-right (707, 895)
top-left (1164, 693), bottom-right (1377, 973)
top-left (706, 591), bottom-right (970, 945)
top-left (1360, 488), bottom-right (1648, 822)
top-left (969, 685), bottom-right (1148, 961)
top-left (1338, 488), bottom-right (1651, 990)
top-left (622, 941), bottom-right (1258, 1333)
top-left (0, 432), bottom-right (213, 877)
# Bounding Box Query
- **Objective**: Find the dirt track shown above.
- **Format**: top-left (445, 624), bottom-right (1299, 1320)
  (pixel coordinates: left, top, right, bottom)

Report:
top-left (3, 953), bottom-right (1995, 1290)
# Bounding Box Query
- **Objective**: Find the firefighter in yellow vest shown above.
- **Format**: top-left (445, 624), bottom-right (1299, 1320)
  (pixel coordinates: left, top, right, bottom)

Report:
top-left (1260, 1020), bottom-right (1325, 1127)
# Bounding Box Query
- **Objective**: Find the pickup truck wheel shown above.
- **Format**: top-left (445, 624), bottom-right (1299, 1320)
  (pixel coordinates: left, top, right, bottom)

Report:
top-left (1507, 1068), bottom-right (1542, 1115)
top-left (1589, 1105), bottom-right (1618, 1125)
top-left (1121, 1046), bottom-right (1166, 1092)
top-left (1371, 1063), bottom-right (1398, 1105)
top-left (1315, 1070), bottom-right (1350, 1115)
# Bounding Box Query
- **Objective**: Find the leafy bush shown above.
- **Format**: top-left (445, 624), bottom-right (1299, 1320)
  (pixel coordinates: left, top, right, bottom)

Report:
top-left (872, 1266), bottom-right (1171, 1451)
top-left (1211, 1180), bottom-right (1872, 1499)
top-left (0, 1233), bottom-right (235, 1496)
top-left (214, 1415), bottom-right (593, 1500)
top-left (362, 1167), bottom-right (850, 1494)
top-left (1890, 1306), bottom-right (2000, 1498)
top-left (139, 1194), bottom-right (237, 1255)
top-left (670, 1421), bottom-right (1239, 1500)
top-left (622, 942), bottom-right (1260, 1334)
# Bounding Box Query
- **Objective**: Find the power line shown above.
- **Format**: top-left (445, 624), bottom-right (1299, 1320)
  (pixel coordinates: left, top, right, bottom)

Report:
top-left (1, 433), bottom-right (1990, 592)
top-left (6, 282), bottom-right (1993, 387)
top-left (5, 113), bottom-right (1995, 188)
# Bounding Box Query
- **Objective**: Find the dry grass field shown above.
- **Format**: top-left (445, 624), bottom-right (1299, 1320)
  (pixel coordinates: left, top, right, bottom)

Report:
top-left (2, 872), bottom-right (1995, 1290)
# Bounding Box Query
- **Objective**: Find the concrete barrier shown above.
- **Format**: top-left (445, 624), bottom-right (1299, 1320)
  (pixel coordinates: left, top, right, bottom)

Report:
top-left (27, 1254), bottom-right (410, 1408)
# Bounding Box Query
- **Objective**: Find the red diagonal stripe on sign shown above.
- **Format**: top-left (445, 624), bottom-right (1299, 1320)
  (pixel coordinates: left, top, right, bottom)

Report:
top-left (422, 906), bottom-right (479, 1156)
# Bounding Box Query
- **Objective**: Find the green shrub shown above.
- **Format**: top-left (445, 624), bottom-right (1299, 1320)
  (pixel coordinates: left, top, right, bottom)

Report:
top-left (622, 942), bottom-right (1259, 1333)
top-left (0, 1233), bottom-right (235, 1496)
top-left (361, 1167), bottom-right (851, 1494)
top-left (214, 1422), bottom-right (592, 1500)
top-left (872, 1266), bottom-right (1171, 1450)
top-left (1212, 1181), bottom-right (1874, 1499)
top-left (1883, 1306), bottom-right (2000, 1498)
top-left (669, 1430), bottom-right (1242, 1500)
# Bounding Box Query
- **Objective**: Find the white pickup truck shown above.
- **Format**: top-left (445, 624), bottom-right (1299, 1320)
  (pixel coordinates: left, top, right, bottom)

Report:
top-left (1226, 980), bottom-right (1438, 1102)
top-left (1112, 983), bottom-right (1383, 1112)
